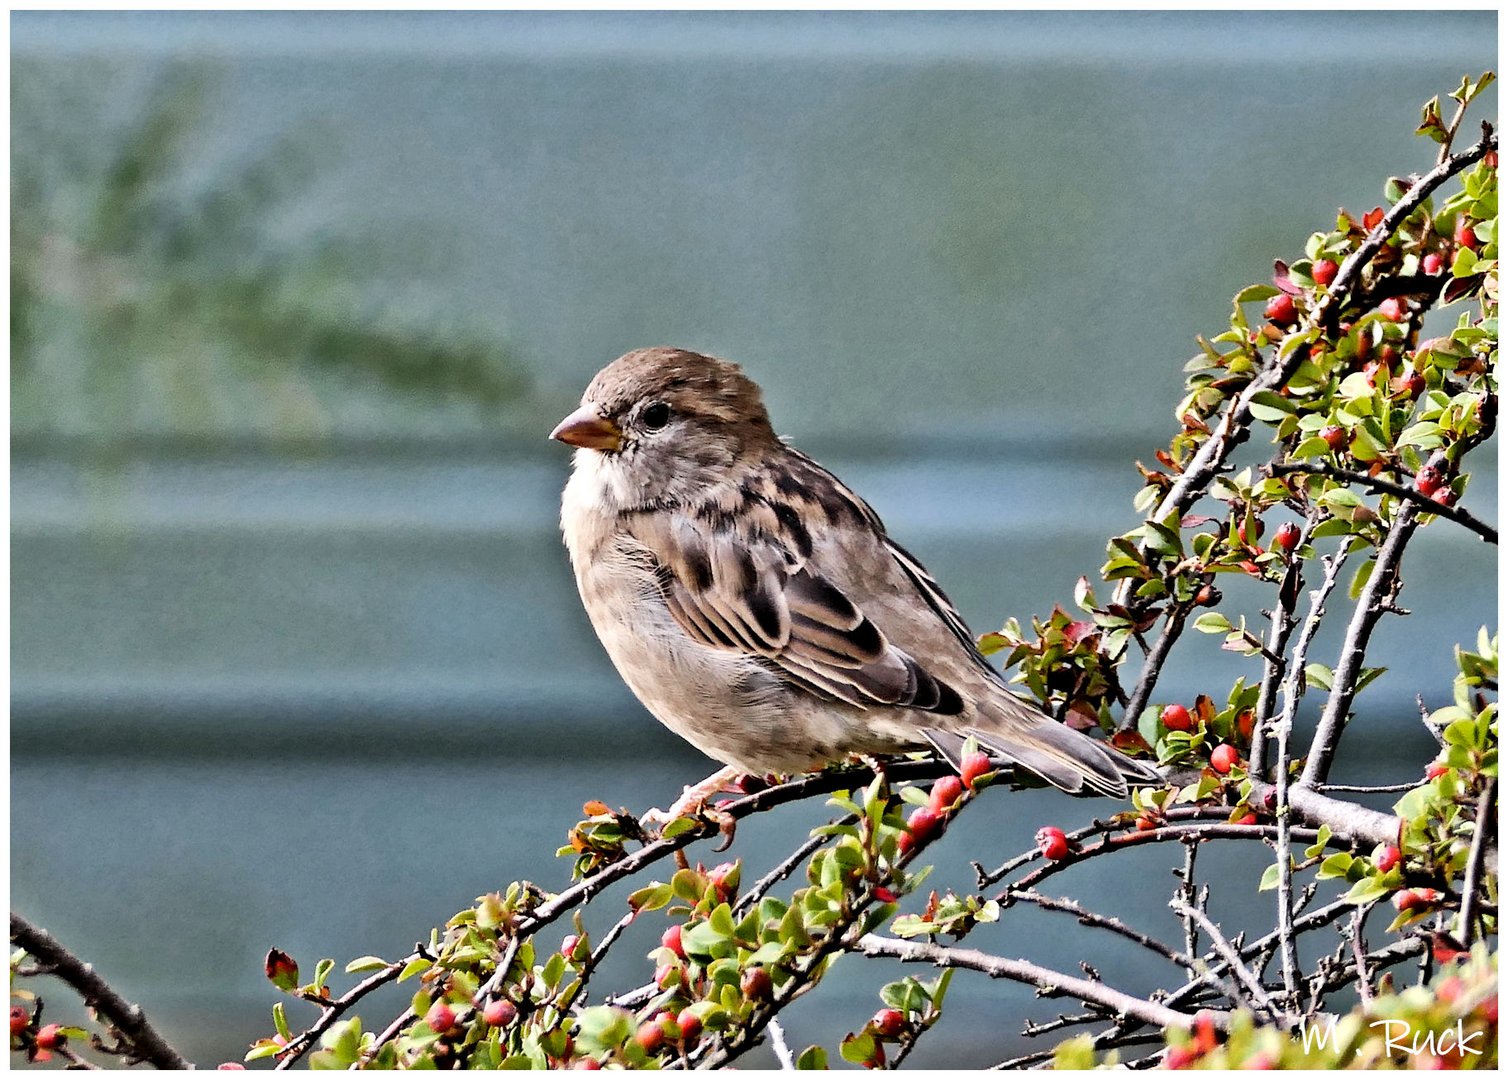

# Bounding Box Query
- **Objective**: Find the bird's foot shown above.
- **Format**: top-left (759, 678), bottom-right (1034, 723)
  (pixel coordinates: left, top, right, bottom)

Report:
top-left (640, 765), bottom-right (746, 836)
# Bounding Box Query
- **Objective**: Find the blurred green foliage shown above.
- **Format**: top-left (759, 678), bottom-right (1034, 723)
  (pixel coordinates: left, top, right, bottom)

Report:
top-left (11, 61), bottom-right (527, 446)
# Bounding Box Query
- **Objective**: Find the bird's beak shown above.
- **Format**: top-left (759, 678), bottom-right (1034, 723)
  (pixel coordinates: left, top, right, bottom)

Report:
top-left (549, 406), bottom-right (623, 452)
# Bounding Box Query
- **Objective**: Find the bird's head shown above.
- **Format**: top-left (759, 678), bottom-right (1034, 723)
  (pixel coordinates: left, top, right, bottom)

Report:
top-left (551, 347), bottom-right (778, 508)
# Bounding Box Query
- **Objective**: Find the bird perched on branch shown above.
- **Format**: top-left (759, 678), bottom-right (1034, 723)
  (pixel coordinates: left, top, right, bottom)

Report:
top-left (552, 347), bottom-right (1158, 818)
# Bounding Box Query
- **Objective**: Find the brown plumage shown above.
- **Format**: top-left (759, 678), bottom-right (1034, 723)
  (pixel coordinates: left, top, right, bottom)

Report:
top-left (554, 347), bottom-right (1159, 798)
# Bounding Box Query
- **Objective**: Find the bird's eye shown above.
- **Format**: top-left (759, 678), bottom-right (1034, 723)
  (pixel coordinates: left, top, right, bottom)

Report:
top-left (641, 401), bottom-right (672, 431)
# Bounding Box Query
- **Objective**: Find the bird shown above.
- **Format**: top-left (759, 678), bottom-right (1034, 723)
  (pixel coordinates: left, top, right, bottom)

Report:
top-left (551, 347), bottom-right (1159, 816)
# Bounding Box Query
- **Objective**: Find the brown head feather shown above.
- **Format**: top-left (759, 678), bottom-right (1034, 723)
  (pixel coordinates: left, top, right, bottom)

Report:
top-left (586, 347), bottom-right (774, 434)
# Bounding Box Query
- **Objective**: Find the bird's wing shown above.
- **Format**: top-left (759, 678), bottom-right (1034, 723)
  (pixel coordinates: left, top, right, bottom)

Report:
top-left (624, 501), bottom-right (964, 714)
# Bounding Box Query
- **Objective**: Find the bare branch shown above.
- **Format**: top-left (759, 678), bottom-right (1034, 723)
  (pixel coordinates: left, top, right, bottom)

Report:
top-left (1302, 501), bottom-right (1422, 786)
top-left (9, 912), bottom-right (192, 1071)
top-left (855, 934), bottom-right (1218, 1032)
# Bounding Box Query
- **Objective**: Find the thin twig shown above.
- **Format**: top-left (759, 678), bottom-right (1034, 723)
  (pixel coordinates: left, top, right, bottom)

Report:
top-left (1267, 461), bottom-right (1496, 544)
top-left (1456, 777), bottom-right (1498, 946)
top-left (1176, 842), bottom-right (1200, 981)
top-left (1251, 511), bottom-right (1315, 776)
top-left (1004, 889), bottom-right (1193, 970)
top-left (855, 934), bottom-right (1218, 1032)
top-left (1169, 901), bottom-right (1280, 1023)
top-left (735, 825), bottom-right (843, 918)
top-left (273, 957), bottom-right (410, 1069)
top-left (1349, 907), bottom-right (1375, 1007)
top-left (768, 1018), bottom-right (796, 1071)
top-left (1302, 500), bottom-right (1422, 786)
top-left (1121, 599), bottom-right (1193, 731)
top-left (9, 913), bottom-right (192, 1070)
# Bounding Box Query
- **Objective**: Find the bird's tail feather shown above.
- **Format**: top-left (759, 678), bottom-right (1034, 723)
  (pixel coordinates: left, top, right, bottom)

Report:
top-left (924, 696), bottom-right (1160, 799)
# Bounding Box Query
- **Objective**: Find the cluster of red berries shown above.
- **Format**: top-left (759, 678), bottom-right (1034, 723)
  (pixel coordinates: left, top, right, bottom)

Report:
top-left (9, 1007), bottom-right (66, 1065)
top-left (1159, 704), bottom-right (1241, 775)
top-left (897, 752), bottom-right (993, 857)
top-left (633, 1008), bottom-right (705, 1057)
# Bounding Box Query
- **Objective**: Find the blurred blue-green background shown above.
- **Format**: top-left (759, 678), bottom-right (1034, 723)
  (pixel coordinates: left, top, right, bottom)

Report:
top-left (11, 10), bottom-right (1497, 1069)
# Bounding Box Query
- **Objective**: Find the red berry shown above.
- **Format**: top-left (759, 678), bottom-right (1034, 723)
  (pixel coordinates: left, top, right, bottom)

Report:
top-left (1379, 297), bottom-right (1407, 322)
top-left (1393, 889), bottom-right (1420, 912)
top-left (707, 862), bottom-right (738, 899)
top-left (635, 1018), bottom-right (667, 1054)
top-left (1430, 488), bottom-right (1456, 508)
top-left (905, 807), bottom-right (943, 844)
top-left (1135, 815), bottom-right (1157, 832)
top-left (864, 1043), bottom-right (887, 1069)
top-left (1369, 844), bottom-right (1400, 874)
top-left (573, 1058), bottom-right (603, 1069)
top-left (1422, 252), bottom-right (1445, 275)
top-left (560, 934), bottom-right (581, 959)
top-left (959, 751), bottom-right (993, 790)
top-left (1209, 744), bottom-right (1240, 774)
top-left (741, 967), bottom-right (772, 1000)
top-left (1426, 762), bottom-right (1450, 781)
top-left (216, 1065), bottom-right (248, 1071)
top-left (661, 924), bottom-right (685, 960)
top-left (1160, 703), bottom-right (1193, 732)
top-left (1455, 219), bottom-right (1480, 250)
top-left (928, 775), bottom-right (965, 812)
top-left (1273, 522), bottom-right (1300, 554)
top-left (9, 1006), bottom-right (27, 1037)
top-left (35, 1024), bottom-right (65, 1051)
top-left (1312, 259), bottom-right (1339, 286)
top-left (677, 1012), bottom-right (702, 1042)
top-left (1398, 370), bottom-right (1426, 399)
top-left (1164, 1045), bottom-right (1200, 1069)
top-left (1319, 424), bottom-right (1347, 452)
top-left (483, 999), bottom-right (517, 1028)
top-left (873, 886), bottom-right (898, 903)
top-left (1035, 826), bottom-right (1070, 861)
top-left (654, 962), bottom-right (684, 990)
top-left (424, 1001), bottom-right (457, 1035)
top-left (871, 1008), bottom-right (906, 1038)
top-left (1263, 293), bottom-right (1297, 325)
top-left (1236, 813), bottom-right (1258, 826)
top-left (1237, 518), bottom-right (1264, 545)
top-left (1414, 464), bottom-right (1445, 497)
top-left (1486, 151), bottom-right (1499, 170)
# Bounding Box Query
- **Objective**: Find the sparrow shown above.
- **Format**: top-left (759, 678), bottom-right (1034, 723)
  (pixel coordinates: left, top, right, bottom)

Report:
top-left (552, 347), bottom-right (1158, 812)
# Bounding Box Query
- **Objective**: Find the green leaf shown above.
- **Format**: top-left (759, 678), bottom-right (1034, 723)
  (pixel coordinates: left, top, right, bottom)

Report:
top-left (272, 1002), bottom-right (291, 1041)
top-left (345, 955), bottom-right (389, 974)
top-left (1193, 611), bottom-right (1234, 634)
top-left (796, 1045), bottom-right (829, 1070)
top-left (1235, 283), bottom-right (1280, 304)
top-left (1305, 664), bottom-right (1335, 691)
top-left (1258, 862), bottom-right (1281, 891)
top-left (398, 957), bottom-right (432, 983)
top-left (1317, 852), bottom-right (1356, 880)
top-left (840, 1031), bottom-right (878, 1065)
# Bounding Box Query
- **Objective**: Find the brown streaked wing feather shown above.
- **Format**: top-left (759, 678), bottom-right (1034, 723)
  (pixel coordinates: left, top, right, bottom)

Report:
top-left (627, 503), bottom-right (962, 716)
